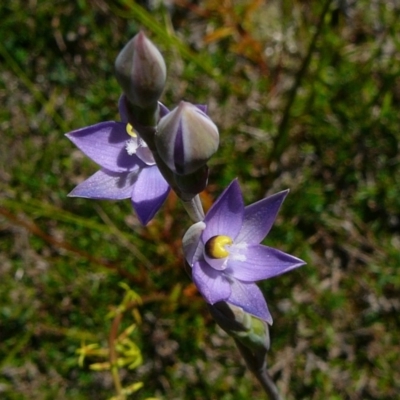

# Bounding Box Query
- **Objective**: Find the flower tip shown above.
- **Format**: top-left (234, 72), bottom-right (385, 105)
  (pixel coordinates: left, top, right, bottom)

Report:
top-left (115, 32), bottom-right (166, 108)
top-left (66, 189), bottom-right (78, 198)
top-left (220, 178), bottom-right (242, 202)
top-left (65, 132), bottom-right (75, 141)
top-left (135, 30), bottom-right (146, 42)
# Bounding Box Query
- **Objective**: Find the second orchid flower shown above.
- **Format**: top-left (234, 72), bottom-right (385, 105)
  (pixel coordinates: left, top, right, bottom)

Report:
top-left (183, 179), bottom-right (305, 324)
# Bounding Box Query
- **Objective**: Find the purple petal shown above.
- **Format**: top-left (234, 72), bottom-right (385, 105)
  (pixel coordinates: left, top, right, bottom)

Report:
top-left (182, 222), bottom-right (206, 266)
top-left (136, 145), bottom-right (155, 166)
top-left (66, 122), bottom-right (139, 172)
top-left (68, 169), bottom-right (137, 199)
top-left (235, 190), bottom-right (289, 245)
top-left (226, 280), bottom-right (272, 324)
top-left (202, 180), bottom-right (244, 242)
top-left (193, 261), bottom-right (231, 304)
top-left (131, 166), bottom-right (170, 225)
top-left (227, 244), bottom-right (305, 282)
top-left (173, 120), bottom-right (185, 174)
top-left (118, 95), bottom-right (129, 122)
top-left (204, 253), bottom-right (228, 271)
top-left (158, 102), bottom-right (170, 118)
top-left (195, 104), bottom-right (208, 114)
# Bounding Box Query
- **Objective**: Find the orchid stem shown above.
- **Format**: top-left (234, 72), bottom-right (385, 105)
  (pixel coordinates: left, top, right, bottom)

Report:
top-left (182, 195), bottom-right (205, 222)
top-left (234, 339), bottom-right (283, 400)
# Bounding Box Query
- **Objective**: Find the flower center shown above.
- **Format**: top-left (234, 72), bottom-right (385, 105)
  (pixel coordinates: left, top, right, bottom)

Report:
top-left (205, 235), bottom-right (233, 259)
top-left (125, 123), bottom-right (139, 155)
top-left (126, 123), bottom-right (137, 138)
top-left (124, 123), bottom-right (156, 166)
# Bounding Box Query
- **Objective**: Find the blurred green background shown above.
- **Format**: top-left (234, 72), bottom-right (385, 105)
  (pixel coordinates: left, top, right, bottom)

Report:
top-left (1, 0), bottom-right (400, 399)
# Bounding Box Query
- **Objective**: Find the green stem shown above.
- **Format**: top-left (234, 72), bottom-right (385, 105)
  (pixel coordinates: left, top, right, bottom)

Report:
top-left (234, 339), bottom-right (282, 400)
top-left (182, 195), bottom-right (205, 222)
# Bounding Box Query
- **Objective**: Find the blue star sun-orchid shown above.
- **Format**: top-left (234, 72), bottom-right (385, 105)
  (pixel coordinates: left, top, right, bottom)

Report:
top-left (183, 179), bottom-right (305, 324)
top-left (66, 96), bottom-right (170, 225)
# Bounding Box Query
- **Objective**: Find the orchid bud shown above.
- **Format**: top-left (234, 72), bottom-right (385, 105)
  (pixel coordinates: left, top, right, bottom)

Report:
top-left (174, 165), bottom-right (209, 197)
top-left (155, 101), bottom-right (219, 175)
top-left (208, 302), bottom-right (270, 353)
top-left (115, 31), bottom-right (166, 109)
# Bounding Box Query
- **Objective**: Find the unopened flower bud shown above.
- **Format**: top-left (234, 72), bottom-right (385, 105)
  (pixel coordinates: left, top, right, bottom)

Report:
top-left (174, 165), bottom-right (209, 197)
top-left (155, 101), bottom-right (219, 175)
top-left (208, 302), bottom-right (270, 352)
top-left (115, 31), bottom-right (166, 109)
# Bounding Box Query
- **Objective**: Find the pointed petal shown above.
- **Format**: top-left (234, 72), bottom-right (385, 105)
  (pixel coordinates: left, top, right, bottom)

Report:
top-left (158, 102), bottom-right (170, 118)
top-left (66, 122), bottom-right (139, 172)
top-left (130, 166), bottom-right (170, 225)
top-left (195, 104), bottom-right (207, 114)
top-left (227, 244), bottom-right (305, 282)
top-left (182, 222), bottom-right (206, 265)
top-left (235, 190), bottom-right (289, 245)
top-left (192, 261), bottom-right (231, 304)
top-left (203, 179), bottom-right (244, 242)
top-left (68, 169), bottom-right (136, 199)
top-left (227, 280), bottom-right (273, 324)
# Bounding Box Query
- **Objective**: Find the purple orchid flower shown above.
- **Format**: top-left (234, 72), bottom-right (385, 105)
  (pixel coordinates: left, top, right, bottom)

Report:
top-left (183, 179), bottom-right (305, 324)
top-left (66, 96), bottom-right (170, 225)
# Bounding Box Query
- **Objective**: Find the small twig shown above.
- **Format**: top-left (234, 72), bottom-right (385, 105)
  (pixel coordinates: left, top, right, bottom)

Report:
top-left (109, 312), bottom-right (124, 397)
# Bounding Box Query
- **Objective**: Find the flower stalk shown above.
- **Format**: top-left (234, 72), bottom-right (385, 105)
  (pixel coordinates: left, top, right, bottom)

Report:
top-left (67, 29), bottom-right (306, 399)
top-left (235, 339), bottom-right (283, 400)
